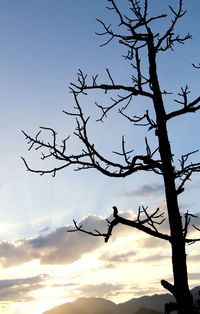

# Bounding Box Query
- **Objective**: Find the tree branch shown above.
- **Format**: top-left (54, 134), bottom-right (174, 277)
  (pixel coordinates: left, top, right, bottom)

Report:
top-left (175, 150), bottom-right (200, 193)
top-left (161, 280), bottom-right (175, 295)
top-left (70, 69), bottom-right (153, 98)
top-left (167, 87), bottom-right (200, 120)
top-left (156, 0), bottom-right (191, 52)
top-left (68, 206), bottom-right (170, 243)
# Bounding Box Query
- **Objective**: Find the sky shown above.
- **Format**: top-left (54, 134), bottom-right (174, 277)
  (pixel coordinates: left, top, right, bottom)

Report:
top-left (0, 0), bottom-right (200, 313)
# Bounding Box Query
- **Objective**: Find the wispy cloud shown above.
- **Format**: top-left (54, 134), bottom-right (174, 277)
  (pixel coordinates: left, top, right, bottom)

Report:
top-left (123, 183), bottom-right (164, 198)
top-left (77, 283), bottom-right (125, 298)
top-left (139, 236), bottom-right (169, 249)
top-left (100, 251), bottom-right (136, 263)
top-left (0, 274), bottom-right (49, 301)
top-left (0, 213), bottom-right (136, 268)
top-left (134, 254), bottom-right (170, 264)
top-left (99, 251), bottom-right (136, 269)
top-left (129, 283), bottom-right (164, 297)
top-left (0, 210), bottom-right (173, 270)
top-left (164, 272), bottom-right (200, 283)
top-left (188, 273), bottom-right (200, 281)
top-left (188, 254), bottom-right (200, 263)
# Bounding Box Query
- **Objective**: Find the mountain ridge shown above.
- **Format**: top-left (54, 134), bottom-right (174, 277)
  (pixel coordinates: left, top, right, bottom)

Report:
top-left (43, 286), bottom-right (200, 314)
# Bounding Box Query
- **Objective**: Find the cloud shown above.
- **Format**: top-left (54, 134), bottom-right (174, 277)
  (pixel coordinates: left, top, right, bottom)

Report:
top-left (188, 273), bottom-right (200, 281)
top-left (188, 254), bottom-right (200, 263)
top-left (99, 251), bottom-right (136, 269)
top-left (129, 284), bottom-right (164, 297)
top-left (134, 254), bottom-right (170, 264)
top-left (164, 272), bottom-right (200, 283)
top-left (52, 282), bottom-right (78, 288)
top-left (99, 249), bottom-right (170, 269)
top-left (100, 251), bottom-right (136, 263)
top-left (139, 236), bottom-right (169, 249)
top-left (0, 274), bottom-right (49, 301)
top-left (77, 283), bottom-right (124, 298)
top-left (0, 214), bottom-right (119, 268)
top-left (39, 226), bottom-right (51, 234)
top-left (0, 241), bottom-right (31, 268)
top-left (123, 183), bottom-right (164, 198)
top-left (77, 282), bottom-right (164, 300)
top-left (0, 210), bottom-right (172, 268)
top-left (26, 215), bottom-right (109, 265)
top-left (0, 211), bottom-right (142, 268)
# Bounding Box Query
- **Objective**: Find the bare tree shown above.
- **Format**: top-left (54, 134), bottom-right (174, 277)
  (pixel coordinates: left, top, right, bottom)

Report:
top-left (22, 1), bottom-right (200, 313)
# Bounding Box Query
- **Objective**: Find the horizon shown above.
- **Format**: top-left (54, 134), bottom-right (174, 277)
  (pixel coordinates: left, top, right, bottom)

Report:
top-left (42, 286), bottom-right (200, 314)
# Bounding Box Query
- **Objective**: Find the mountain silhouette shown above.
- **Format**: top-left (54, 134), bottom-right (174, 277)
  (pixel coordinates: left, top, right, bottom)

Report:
top-left (43, 297), bottom-right (120, 314)
top-left (43, 286), bottom-right (200, 314)
top-left (134, 308), bottom-right (162, 314)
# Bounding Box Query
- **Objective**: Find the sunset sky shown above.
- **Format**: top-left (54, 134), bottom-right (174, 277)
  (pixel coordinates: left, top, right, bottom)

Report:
top-left (0, 0), bottom-right (200, 313)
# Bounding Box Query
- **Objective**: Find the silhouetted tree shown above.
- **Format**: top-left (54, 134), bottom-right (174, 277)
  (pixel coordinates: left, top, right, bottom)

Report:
top-left (22, 1), bottom-right (200, 313)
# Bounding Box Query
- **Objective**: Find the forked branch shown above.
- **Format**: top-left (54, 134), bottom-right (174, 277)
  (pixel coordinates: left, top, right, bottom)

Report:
top-left (68, 206), bottom-right (200, 245)
top-left (68, 206), bottom-right (170, 243)
top-left (22, 89), bottom-right (163, 177)
top-left (167, 86), bottom-right (200, 120)
top-left (176, 150), bottom-right (200, 194)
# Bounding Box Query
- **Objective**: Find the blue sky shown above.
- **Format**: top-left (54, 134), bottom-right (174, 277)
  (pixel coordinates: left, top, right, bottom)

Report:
top-left (0, 0), bottom-right (200, 313)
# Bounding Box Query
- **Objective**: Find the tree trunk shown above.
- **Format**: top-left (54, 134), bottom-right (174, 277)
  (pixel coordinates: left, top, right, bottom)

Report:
top-left (147, 32), bottom-right (195, 314)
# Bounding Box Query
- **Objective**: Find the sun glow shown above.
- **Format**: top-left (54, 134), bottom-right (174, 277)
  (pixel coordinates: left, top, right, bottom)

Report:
top-left (29, 286), bottom-right (76, 314)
